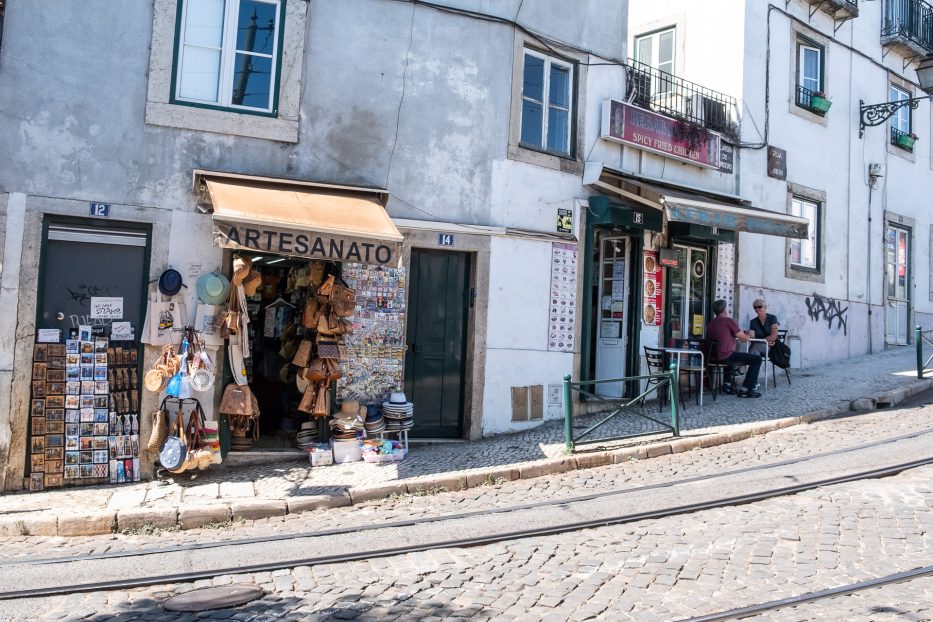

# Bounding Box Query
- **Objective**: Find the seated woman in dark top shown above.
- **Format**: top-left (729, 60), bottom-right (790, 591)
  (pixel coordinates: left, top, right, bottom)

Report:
top-left (749, 298), bottom-right (779, 357)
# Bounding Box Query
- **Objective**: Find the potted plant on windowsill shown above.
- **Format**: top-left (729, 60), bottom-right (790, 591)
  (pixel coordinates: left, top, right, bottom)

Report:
top-left (897, 132), bottom-right (918, 150)
top-left (809, 91), bottom-right (832, 114)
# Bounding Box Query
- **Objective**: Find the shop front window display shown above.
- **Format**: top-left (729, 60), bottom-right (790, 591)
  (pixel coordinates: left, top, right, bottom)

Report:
top-left (213, 254), bottom-right (411, 465)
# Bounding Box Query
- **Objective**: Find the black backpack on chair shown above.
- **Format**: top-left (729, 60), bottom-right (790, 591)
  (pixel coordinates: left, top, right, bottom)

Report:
top-left (769, 341), bottom-right (792, 369)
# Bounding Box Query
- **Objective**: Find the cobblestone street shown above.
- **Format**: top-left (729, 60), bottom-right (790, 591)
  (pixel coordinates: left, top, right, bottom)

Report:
top-left (0, 391), bottom-right (931, 621)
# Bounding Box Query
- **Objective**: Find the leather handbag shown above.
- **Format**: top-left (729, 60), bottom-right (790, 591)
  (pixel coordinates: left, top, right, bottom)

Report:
top-left (302, 298), bottom-right (322, 330)
top-left (305, 358), bottom-right (327, 383)
top-left (292, 339), bottom-right (314, 368)
top-left (324, 358), bottom-right (343, 383)
top-left (317, 337), bottom-right (341, 359)
top-left (312, 381), bottom-right (330, 417)
top-left (298, 382), bottom-right (317, 414)
top-left (317, 275), bottom-right (335, 299)
top-left (317, 313), bottom-right (337, 336)
top-left (330, 282), bottom-right (356, 317)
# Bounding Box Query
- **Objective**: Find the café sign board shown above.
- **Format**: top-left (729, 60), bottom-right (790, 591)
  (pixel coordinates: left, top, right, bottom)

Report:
top-left (601, 99), bottom-right (723, 170)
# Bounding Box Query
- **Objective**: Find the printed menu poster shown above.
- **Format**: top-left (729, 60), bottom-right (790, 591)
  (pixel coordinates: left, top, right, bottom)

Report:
top-left (642, 250), bottom-right (662, 326)
top-left (548, 243), bottom-right (578, 352)
top-left (715, 242), bottom-right (735, 315)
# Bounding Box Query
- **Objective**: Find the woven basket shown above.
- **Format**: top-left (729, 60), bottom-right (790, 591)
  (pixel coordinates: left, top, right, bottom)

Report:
top-left (145, 405), bottom-right (169, 453)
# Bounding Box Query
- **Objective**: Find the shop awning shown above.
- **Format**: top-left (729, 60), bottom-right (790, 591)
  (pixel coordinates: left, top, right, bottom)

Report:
top-left (198, 172), bottom-right (404, 267)
top-left (584, 163), bottom-right (809, 239)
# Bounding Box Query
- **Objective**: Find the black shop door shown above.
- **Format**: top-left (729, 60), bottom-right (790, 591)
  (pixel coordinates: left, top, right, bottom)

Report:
top-left (37, 220), bottom-right (150, 340)
top-left (404, 249), bottom-right (469, 438)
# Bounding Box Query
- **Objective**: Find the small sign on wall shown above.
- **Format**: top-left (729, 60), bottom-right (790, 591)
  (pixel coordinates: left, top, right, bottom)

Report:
top-left (557, 208), bottom-right (573, 234)
top-left (90, 297), bottom-right (123, 320)
top-left (88, 203), bottom-right (110, 217)
top-left (438, 233), bottom-right (454, 246)
top-left (767, 146), bottom-right (787, 180)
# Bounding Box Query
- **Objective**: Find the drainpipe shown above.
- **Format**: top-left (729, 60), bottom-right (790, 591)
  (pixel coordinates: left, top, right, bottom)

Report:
top-left (867, 182), bottom-right (874, 355)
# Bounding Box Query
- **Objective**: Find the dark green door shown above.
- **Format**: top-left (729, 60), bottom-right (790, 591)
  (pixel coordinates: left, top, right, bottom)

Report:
top-left (404, 249), bottom-right (469, 438)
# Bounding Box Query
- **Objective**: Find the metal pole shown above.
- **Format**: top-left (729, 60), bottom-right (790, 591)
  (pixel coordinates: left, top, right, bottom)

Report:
top-left (563, 374), bottom-right (574, 452)
top-left (668, 363), bottom-right (680, 436)
top-left (916, 325), bottom-right (923, 378)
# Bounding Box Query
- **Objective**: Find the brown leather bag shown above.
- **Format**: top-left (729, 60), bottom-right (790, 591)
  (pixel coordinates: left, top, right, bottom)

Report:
top-left (302, 298), bottom-right (322, 330)
top-left (330, 282), bottom-right (356, 317)
top-left (218, 384), bottom-right (253, 416)
top-left (312, 382), bottom-right (329, 417)
top-left (298, 383), bottom-right (317, 414)
top-left (292, 340), bottom-right (314, 368)
top-left (324, 358), bottom-right (343, 383)
top-left (305, 358), bottom-right (327, 383)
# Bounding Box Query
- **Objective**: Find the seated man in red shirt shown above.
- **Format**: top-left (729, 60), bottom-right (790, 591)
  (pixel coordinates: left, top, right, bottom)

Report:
top-left (706, 299), bottom-right (762, 398)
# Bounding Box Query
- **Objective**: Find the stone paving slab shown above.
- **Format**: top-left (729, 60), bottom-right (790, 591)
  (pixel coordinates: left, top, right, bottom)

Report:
top-left (0, 347), bottom-right (929, 537)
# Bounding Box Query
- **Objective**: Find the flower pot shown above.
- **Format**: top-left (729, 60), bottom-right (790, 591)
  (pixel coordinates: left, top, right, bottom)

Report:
top-left (897, 135), bottom-right (916, 150)
top-left (810, 96), bottom-right (832, 114)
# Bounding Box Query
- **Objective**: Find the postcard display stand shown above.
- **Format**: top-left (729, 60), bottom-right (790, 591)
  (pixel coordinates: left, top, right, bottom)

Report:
top-left (28, 338), bottom-right (140, 491)
top-left (337, 265), bottom-right (406, 408)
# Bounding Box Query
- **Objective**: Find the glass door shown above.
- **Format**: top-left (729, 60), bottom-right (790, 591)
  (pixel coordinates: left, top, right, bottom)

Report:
top-left (594, 235), bottom-right (630, 397)
top-left (667, 245), bottom-right (709, 344)
top-left (885, 225), bottom-right (910, 345)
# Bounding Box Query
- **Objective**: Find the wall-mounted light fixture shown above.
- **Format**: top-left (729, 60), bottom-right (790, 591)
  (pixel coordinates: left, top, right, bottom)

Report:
top-left (859, 56), bottom-right (933, 138)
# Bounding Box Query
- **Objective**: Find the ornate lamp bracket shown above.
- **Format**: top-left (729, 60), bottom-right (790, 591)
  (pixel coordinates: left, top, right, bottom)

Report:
top-left (859, 97), bottom-right (923, 138)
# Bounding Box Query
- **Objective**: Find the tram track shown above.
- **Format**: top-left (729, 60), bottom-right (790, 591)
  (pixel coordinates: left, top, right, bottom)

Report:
top-left (3, 426), bottom-right (932, 571)
top-left (1, 452), bottom-right (930, 602)
top-left (681, 564), bottom-right (933, 621)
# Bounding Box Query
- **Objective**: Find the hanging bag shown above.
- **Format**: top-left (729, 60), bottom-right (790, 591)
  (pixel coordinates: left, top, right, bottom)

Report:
top-left (145, 397), bottom-right (171, 453)
top-left (158, 409), bottom-right (188, 472)
top-left (329, 281), bottom-right (356, 317)
top-left (769, 341), bottom-right (792, 369)
top-left (292, 339), bottom-right (314, 368)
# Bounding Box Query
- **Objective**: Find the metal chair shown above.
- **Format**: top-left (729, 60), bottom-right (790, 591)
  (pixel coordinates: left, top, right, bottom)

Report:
top-left (643, 346), bottom-right (669, 409)
top-left (675, 339), bottom-right (704, 405)
top-left (703, 339), bottom-right (734, 399)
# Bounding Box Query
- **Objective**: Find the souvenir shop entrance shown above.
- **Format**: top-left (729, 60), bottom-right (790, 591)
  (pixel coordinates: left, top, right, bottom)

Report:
top-left (199, 171), bottom-right (409, 462)
top-left (26, 218), bottom-right (151, 490)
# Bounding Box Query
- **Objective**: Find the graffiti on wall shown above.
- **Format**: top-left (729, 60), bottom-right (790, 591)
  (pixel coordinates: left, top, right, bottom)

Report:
top-left (805, 293), bottom-right (848, 335)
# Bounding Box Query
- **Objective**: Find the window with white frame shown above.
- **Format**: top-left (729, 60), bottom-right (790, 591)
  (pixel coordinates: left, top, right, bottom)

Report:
top-left (790, 197), bottom-right (819, 270)
top-left (174, 0), bottom-right (282, 114)
top-left (890, 84), bottom-right (912, 140)
top-left (795, 37), bottom-right (824, 110)
top-left (520, 49), bottom-right (574, 157)
top-left (634, 27), bottom-right (674, 95)
top-left (634, 28), bottom-right (674, 74)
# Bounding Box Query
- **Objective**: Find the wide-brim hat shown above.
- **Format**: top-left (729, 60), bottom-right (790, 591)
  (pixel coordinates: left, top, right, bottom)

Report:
top-left (158, 268), bottom-right (184, 297)
top-left (231, 256), bottom-right (253, 285)
top-left (243, 270), bottom-right (262, 297)
top-left (388, 391), bottom-right (408, 405)
top-left (196, 272), bottom-right (230, 305)
top-left (340, 400), bottom-right (368, 418)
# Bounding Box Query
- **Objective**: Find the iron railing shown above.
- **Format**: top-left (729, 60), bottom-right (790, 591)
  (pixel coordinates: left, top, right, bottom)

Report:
top-left (891, 126), bottom-right (916, 150)
top-left (916, 326), bottom-right (933, 377)
top-left (562, 365), bottom-right (680, 452)
top-left (883, 0), bottom-right (933, 54)
top-left (625, 58), bottom-right (737, 136)
top-left (795, 85), bottom-right (825, 114)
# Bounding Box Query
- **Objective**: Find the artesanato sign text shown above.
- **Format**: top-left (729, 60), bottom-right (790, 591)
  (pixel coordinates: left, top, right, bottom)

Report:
top-left (212, 220), bottom-right (400, 267)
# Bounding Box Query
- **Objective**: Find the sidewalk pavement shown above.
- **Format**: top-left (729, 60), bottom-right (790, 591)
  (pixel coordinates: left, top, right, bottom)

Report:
top-left (1, 347), bottom-right (930, 537)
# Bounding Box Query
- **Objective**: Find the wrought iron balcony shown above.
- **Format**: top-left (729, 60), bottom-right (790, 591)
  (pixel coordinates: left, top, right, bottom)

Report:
top-left (882, 0), bottom-right (933, 56)
top-left (800, 0), bottom-right (859, 19)
top-left (891, 126), bottom-right (917, 151)
top-left (624, 59), bottom-right (737, 137)
top-left (795, 85), bottom-right (833, 115)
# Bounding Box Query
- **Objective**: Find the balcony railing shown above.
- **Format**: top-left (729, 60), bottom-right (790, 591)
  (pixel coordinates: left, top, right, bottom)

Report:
top-left (882, 0), bottom-right (933, 56)
top-left (624, 58), bottom-right (737, 137)
top-left (891, 126), bottom-right (917, 151)
top-left (795, 85), bottom-right (832, 115)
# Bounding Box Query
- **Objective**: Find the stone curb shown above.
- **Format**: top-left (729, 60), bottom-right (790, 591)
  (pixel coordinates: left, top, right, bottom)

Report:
top-left (12, 378), bottom-right (933, 537)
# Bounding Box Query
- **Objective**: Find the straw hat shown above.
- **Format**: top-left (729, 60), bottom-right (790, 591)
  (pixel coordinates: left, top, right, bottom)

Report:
top-left (338, 400), bottom-right (367, 418)
top-left (231, 256), bottom-right (252, 285)
top-left (242, 270), bottom-right (262, 297)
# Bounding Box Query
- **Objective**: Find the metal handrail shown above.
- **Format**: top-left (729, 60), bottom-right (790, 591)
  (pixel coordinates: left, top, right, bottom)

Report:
top-left (562, 364), bottom-right (680, 452)
top-left (915, 325), bottom-right (933, 377)
top-left (624, 58), bottom-right (737, 135)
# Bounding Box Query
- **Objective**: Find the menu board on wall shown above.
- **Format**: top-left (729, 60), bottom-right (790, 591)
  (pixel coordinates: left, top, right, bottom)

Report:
top-left (338, 264), bottom-right (407, 404)
top-left (642, 250), bottom-right (662, 326)
top-left (548, 242), bottom-right (578, 353)
top-left (715, 242), bottom-right (735, 316)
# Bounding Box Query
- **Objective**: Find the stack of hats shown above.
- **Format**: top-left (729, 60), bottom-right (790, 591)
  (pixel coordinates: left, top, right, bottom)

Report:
top-left (363, 405), bottom-right (385, 435)
top-left (382, 392), bottom-right (414, 431)
top-left (296, 421), bottom-right (318, 450)
top-left (330, 400), bottom-right (366, 440)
